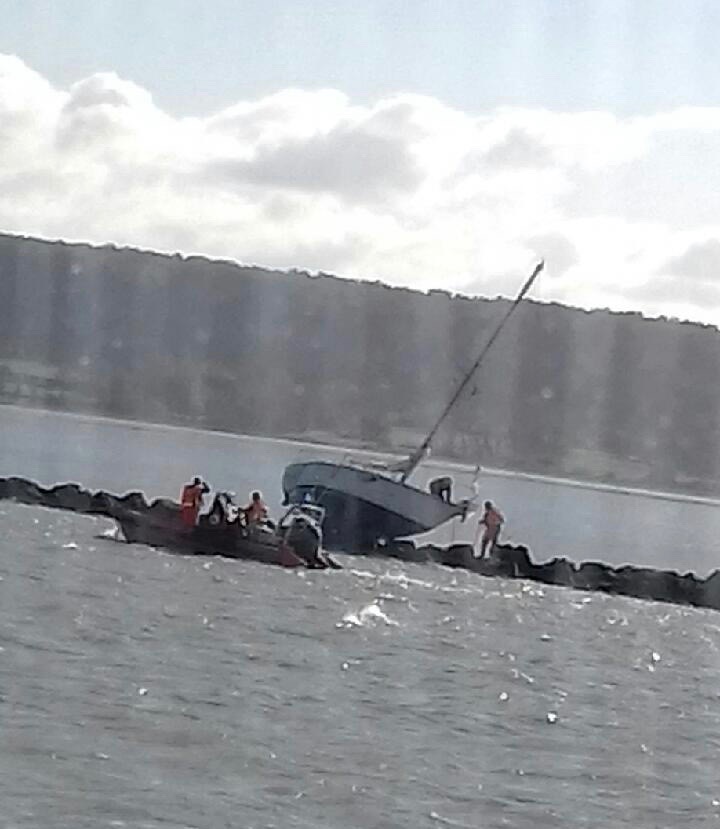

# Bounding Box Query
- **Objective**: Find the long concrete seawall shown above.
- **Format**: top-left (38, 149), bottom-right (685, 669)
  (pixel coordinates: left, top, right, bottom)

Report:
top-left (2, 475), bottom-right (719, 612)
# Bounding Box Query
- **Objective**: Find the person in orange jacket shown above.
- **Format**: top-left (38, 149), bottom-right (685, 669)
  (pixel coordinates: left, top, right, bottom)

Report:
top-left (180, 476), bottom-right (209, 528)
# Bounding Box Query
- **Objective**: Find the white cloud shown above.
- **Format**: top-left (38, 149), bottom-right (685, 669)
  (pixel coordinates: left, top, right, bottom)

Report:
top-left (2, 54), bottom-right (720, 323)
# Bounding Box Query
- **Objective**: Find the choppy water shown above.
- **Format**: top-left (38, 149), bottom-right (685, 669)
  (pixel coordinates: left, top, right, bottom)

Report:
top-left (3, 406), bottom-right (720, 827)
top-left (3, 406), bottom-right (720, 576)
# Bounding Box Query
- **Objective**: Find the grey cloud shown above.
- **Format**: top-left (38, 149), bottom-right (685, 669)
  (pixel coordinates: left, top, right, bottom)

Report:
top-left (64, 81), bottom-right (131, 112)
top-left (621, 244), bottom-right (720, 307)
top-left (624, 276), bottom-right (720, 307)
top-left (453, 127), bottom-right (554, 181)
top-left (0, 168), bottom-right (67, 196)
top-left (55, 73), bottom-right (152, 151)
top-left (526, 233), bottom-right (579, 276)
top-left (203, 125), bottom-right (422, 201)
top-left (563, 133), bottom-right (720, 226)
top-left (660, 239), bottom-right (720, 282)
top-left (483, 128), bottom-right (554, 169)
top-left (56, 107), bottom-right (126, 150)
top-left (261, 193), bottom-right (307, 222)
top-left (360, 100), bottom-right (427, 142)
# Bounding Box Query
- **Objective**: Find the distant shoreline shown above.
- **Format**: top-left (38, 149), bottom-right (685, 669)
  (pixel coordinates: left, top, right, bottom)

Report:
top-left (3, 401), bottom-right (719, 510)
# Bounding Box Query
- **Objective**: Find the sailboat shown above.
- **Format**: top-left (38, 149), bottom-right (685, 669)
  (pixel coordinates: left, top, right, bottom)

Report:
top-left (281, 261), bottom-right (544, 551)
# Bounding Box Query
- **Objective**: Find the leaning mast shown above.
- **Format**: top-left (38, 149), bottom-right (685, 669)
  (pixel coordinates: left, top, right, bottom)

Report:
top-left (399, 260), bottom-right (544, 483)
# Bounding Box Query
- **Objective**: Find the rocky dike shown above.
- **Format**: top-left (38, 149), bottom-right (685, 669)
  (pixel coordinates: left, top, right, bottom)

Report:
top-left (2, 475), bottom-right (719, 612)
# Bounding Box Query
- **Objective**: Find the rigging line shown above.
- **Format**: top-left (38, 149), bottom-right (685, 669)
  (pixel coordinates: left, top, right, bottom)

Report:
top-left (400, 260), bottom-right (544, 483)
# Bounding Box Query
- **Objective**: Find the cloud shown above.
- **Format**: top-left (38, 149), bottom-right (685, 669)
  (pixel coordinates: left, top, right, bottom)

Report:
top-left (207, 88), bottom-right (351, 143)
top-left (56, 72), bottom-right (174, 159)
top-left (525, 233), bottom-right (578, 277)
top-left (660, 238), bottom-right (720, 282)
top-left (2, 54), bottom-right (720, 323)
top-left (482, 128), bottom-right (554, 169)
top-left (205, 123), bottom-right (422, 201)
top-left (0, 54), bottom-right (61, 117)
top-left (617, 239), bottom-right (720, 320)
top-left (0, 55), bottom-right (64, 158)
top-left (571, 237), bottom-right (720, 325)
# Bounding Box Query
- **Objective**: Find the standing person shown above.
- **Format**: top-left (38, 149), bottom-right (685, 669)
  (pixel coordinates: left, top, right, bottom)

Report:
top-left (180, 476), bottom-right (209, 528)
top-left (476, 500), bottom-right (504, 558)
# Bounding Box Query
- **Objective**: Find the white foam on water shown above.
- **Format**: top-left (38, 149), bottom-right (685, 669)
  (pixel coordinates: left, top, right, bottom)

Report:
top-left (350, 568), bottom-right (435, 591)
top-left (350, 569), bottom-right (376, 580)
top-left (378, 571), bottom-right (434, 590)
top-left (342, 600), bottom-right (398, 628)
top-left (439, 584), bottom-right (475, 595)
top-left (429, 810), bottom-right (474, 828)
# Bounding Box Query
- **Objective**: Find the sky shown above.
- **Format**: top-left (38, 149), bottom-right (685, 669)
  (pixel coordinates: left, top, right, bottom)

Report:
top-left (2, 0), bottom-right (720, 323)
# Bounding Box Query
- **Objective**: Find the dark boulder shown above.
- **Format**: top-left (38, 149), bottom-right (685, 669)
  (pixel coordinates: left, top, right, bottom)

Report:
top-left (572, 561), bottom-right (618, 592)
top-left (526, 557), bottom-right (576, 587)
top-left (116, 491), bottom-right (148, 512)
top-left (464, 545), bottom-right (530, 578)
top-left (4, 476), bottom-right (45, 505)
top-left (148, 497), bottom-right (180, 522)
top-left (700, 570), bottom-right (720, 611)
top-left (612, 565), bottom-right (658, 600)
top-left (494, 543), bottom-right (533, 578)
top-left (419, 544), bottom-right (448, 565)
top-left (671, 572), bottom-right (702, 606)
top-left (611, 566), bottom-right (691, 605)
top-left (46, 483), bottom-right (92, 512)
top-left (384, 539), bottom-right (429, 562)
top-left (473, 554), bottom-right (515, 578)
top-left (87, 491), bottom-right (116, 516)
top-left (434, 543), bottom-right (476, 569)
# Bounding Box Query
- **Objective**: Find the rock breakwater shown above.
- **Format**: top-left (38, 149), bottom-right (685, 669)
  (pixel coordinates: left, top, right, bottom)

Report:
top-left (2, 476), bottom-right (718, 611)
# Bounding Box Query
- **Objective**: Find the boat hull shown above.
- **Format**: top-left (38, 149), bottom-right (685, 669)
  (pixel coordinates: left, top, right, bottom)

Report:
top-left (117, 511), bottom-right (312, 567)
top-left (282, 461), bottom-right (466, 551)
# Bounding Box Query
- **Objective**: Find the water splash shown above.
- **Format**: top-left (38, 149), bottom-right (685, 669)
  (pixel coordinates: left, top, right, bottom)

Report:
top-left (342, 600), bottom-right (398, 628)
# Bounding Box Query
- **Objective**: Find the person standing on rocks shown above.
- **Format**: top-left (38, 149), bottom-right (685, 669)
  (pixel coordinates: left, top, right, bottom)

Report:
top-left (476, 500), bottom-right (504, 558)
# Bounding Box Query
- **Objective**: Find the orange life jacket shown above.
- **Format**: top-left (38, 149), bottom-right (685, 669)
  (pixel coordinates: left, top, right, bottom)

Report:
top-left (181, 484), bottom-right (202, 508)
top-left (180, 483), bottom-right (202, 527)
